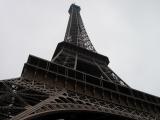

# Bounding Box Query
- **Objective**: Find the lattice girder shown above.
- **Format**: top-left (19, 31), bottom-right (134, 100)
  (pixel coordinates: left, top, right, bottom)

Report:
top-left (51, 42), bottom-right (129, 87)
top-left (1, 3), bottom-right (160, 120)
top-left (1, 56), bottom-right (160, 120)
top-left (64, 4), bottom-right (96, 52)
top-left (0, 78), bottom-right (48, 120)
top-left (9, 88), bottom-right (159, 120)
top-left (7, 55), bottom-right (159, 120)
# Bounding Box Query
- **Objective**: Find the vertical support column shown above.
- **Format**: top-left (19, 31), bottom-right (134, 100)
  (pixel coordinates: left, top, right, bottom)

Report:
top-left (84, 74), bottom-right (86, 94)
top-left (74, 52), bottom-right (78, 70)
top-left (51, 49), bottom-right (63, 63)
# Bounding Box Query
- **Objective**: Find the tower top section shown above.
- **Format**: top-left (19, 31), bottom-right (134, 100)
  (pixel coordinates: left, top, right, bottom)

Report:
top-left (69, 4), bottom-right (81, 14)
top-left (64, 4), bottom-right (96, 52)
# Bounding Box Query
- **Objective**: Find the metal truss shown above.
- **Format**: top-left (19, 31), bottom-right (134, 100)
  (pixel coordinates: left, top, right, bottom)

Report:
top-left (3, 77), bottom-right (159, 120)
top-left (0, 78), bottom-right (48, 120)
top-left (51, 4), bottom-right (129, 87)
top-left (52, 49), bottom-right (77, 69)
top-left (64, 4), bottom-right (96, 52)
top-left (93, 59), bottom-right (129, 87)
top-left (66, 91), bottom-right (159, 120)
top-left (1, 3), bottom-right (160, 120)
top-left (0, 64), bottom-right (159, 120)
top-left (52, 47), bottom-right (129, 87)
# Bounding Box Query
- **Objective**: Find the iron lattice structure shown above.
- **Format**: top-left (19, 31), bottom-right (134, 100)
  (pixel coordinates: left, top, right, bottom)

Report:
top-left (0, 4), bottom-right (160, 120)
top-left (64, 4), bottom-right (96, 52)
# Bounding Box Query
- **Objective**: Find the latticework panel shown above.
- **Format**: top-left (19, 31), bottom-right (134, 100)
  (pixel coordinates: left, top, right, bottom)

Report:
top-left (64, 4), bottom-right (96, 52)
top-left (1, 54), bottom-right (158, 120)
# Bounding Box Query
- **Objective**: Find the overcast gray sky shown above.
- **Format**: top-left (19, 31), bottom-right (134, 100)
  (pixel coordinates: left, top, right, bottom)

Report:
top-left (0, 0), bottom-right (160, 97)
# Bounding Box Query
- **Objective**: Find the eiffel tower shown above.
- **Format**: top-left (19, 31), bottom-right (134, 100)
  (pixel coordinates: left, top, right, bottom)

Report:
top-left (0, 4), bottom-right (160, 120)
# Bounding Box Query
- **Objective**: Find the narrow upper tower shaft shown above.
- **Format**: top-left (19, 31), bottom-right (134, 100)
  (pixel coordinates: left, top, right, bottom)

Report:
top-left (64, 4), bottom-right (96, 52)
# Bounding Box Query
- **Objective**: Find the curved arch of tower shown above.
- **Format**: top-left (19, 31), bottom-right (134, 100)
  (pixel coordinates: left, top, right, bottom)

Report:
top-left (0, 4), bottom-right (160, 120)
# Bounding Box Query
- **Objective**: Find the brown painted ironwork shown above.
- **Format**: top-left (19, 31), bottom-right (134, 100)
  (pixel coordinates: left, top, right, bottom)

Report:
top-left (0, 4), bottom-right (160, 120)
